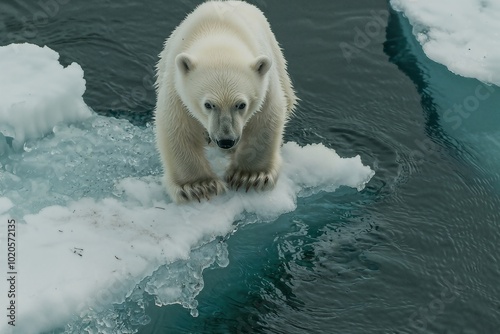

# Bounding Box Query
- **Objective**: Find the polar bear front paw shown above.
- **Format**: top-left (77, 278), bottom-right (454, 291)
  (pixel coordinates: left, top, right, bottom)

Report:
top-left (226, 169), bottom-right (277, 192)
top-left (173, 179), bottom-right (227, 203)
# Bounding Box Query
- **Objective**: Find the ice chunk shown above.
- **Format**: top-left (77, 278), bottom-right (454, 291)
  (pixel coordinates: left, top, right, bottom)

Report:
top-left (0, 43), bottom-right (92, 150)
top-left (390, 0), bottom-right (500, 86)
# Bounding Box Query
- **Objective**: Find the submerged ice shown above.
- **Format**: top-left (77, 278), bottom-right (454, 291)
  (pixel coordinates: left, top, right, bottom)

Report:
top-left (0, 44), bottom-right (374, 333)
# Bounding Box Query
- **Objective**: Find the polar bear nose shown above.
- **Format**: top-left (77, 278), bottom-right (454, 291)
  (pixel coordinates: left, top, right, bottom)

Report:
top-left (216, 139), bottom-right (236, 149)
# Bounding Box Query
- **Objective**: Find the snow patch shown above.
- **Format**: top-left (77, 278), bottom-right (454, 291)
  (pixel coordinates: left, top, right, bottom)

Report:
top-left (0, 43), bottom-right (91, 150)
top-left (390, 0), bottom-right (500, 86)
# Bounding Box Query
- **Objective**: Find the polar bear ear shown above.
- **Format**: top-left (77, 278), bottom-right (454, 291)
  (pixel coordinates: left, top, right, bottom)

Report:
top-left (251, 55), bottom-right (272, 76)
top-left (176, 53), bottom-right (197, 74)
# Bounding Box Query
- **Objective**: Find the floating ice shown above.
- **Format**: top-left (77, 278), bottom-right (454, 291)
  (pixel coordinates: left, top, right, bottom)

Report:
top-left (390, 0), bottom-right (500, 86)
top-left (0, 43), bottom-right (92, 150)
top-left (0, 43), bottom-right (374, 333)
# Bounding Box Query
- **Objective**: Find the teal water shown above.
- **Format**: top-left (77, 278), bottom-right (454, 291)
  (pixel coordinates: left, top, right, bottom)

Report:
top-left (1, 0), bottom-right (499, 333)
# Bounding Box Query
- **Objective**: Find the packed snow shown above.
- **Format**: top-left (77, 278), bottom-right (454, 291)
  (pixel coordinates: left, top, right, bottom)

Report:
top-left (390, 0), bottom-right (500, 86)
top-left (0, 44), bottom-right (374, 333)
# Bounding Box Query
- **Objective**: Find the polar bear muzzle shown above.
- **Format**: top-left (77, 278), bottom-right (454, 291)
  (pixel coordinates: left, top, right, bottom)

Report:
top-left (216, 139), bottom-right (237, 149)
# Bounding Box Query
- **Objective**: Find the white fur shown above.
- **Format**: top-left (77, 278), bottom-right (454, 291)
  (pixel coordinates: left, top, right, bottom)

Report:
top-left (155, 0), bottom-right (297, 203)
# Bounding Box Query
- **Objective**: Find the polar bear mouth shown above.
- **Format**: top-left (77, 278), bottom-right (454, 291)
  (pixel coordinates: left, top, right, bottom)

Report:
top-left (216, 138), bottom-right (239, 150)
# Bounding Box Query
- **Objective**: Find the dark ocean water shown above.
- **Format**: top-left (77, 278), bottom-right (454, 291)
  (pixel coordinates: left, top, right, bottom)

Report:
top-left (1, 0), bottom-right (500, 333)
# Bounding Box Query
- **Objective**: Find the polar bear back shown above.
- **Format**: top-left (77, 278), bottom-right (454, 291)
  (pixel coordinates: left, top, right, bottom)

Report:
top-left (174, 1), bottom-right (271, 54)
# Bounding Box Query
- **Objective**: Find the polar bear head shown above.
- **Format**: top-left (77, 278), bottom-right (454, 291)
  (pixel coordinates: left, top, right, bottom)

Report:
top-left (174, 52), bottom-right (272, 150)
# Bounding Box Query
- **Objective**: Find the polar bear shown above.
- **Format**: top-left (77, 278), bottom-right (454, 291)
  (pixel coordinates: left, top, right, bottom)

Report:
top-left (154, 0), bottom-right (297, 203)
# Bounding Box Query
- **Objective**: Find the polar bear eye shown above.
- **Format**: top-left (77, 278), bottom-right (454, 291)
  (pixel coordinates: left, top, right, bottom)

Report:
top-left (204, 102), bottom-right (213, 110)
top-left (236, 103), bottom-right (246, 110)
